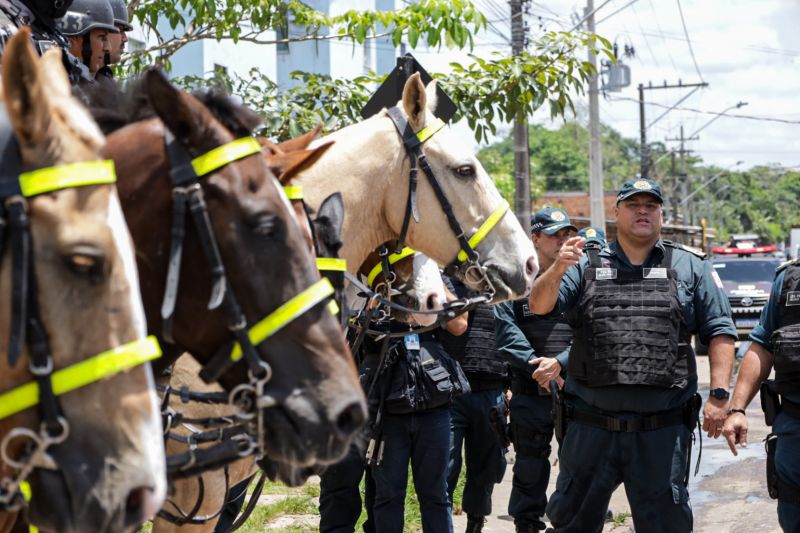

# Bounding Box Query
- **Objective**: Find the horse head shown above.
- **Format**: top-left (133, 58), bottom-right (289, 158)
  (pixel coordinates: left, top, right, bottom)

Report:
top-left (297, 72), bottom-right (538, 303)
top-left (101, 71), bottom-right (365, 469)
top-left (0, 29), bottom-right (165, 532)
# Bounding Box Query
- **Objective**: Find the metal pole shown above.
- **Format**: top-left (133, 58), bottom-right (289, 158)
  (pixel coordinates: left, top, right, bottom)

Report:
top-left (639, 83), bottom-right (647, 177)
top-left (511, 0), bottom-right (530, 232)
top-left (587, 0), bottom-right (605, 231)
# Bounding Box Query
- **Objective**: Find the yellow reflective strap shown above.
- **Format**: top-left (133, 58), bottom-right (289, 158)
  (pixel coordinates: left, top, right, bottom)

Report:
top-left (19, 160), bottom-right (116, 198)
top-left (229, 278), bottom-right (335, 362)
top-left (191, 137), bottom-right (262, 178)
top-left (0, 336), bottom-right (162, 421)
top-left (283, 185), bottom-right (304, 200)
top-left (316, 257), bottom-right (347, 272)
top-left (327, 300), bottom-right (340, 316)
top-left (366, 247), bottom-right (416, 288)
top-left (18, 482), bottom-right (38, 532)
top-left (416, 118), bottom-right (446, 144)
top-left (457, 200), bottom-right (510, 263)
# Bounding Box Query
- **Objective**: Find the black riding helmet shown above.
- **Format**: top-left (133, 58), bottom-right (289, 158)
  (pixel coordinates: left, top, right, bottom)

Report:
top-left (55, 0), bottom-right (118, 36)
top-left (107, 0), bottom-right (132, 31)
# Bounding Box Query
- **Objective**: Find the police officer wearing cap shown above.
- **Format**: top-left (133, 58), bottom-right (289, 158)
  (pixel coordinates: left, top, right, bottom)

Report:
top-left (55, 0), bottom-right (118, 79)
top-left (494, 206), bottom-right (577, 533)
top-left (438, 277), bottom-right (509, 533)
top-left (723, 257), bottom-right (800, 531)
top-left (530, 179), bottom-right (737, 533)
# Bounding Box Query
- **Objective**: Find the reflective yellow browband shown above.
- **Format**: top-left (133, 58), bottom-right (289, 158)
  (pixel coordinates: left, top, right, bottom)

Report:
top-left (19, 482), bottom-right (38, 532)
top-left (367, 247), bottom-right (416, 288)
top-left (229, 278), bottom-right (335, 362)
top-left (283, 185), bottom-right (304, 200)
top-left (18, 160), bottom-right (116, 197)
top-left (191, 137), bottom-right (262, 178)
top-left (316, 258), bottom-right (347, 272)
top-left (0, 336), bottom-right (162, 421)
top-left (416, 118), bottom-right (446, 143)
top-left (456, 200), bottom-right (510, 263)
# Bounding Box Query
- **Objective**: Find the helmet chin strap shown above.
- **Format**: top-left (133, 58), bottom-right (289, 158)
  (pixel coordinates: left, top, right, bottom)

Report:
top-left (80, 34), bottom-right (92, 69)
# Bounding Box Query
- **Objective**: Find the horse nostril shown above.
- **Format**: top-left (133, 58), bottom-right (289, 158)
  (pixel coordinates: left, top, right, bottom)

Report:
top-left (526, 256), bottom-right (538, 278)
top-left (333, 401), bottom-right (366, 440)
top-left (124, 486), bottom-right (158, 527)
top-left (426, 293), bottom-right (440, 311)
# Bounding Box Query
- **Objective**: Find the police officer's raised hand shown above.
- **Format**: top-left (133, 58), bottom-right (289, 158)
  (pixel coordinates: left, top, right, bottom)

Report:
top-left (722, 411), bottom-right (748, 456)
top-left (554, 237), bottom-right (585, 274)
top-left (530, 357), bottom-right (561, 388)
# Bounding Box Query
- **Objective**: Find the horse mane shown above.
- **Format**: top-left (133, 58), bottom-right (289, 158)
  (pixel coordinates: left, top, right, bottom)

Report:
top-left (82, 77), bottom-right (262, 138)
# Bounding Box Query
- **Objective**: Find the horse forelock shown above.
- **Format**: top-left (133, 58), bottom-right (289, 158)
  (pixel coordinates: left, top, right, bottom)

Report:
top-left (192, 89), bottom-right (263, 138)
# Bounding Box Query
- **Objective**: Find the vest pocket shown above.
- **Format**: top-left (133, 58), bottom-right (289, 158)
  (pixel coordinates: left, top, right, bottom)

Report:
top-left (772, 326), bottom-right (800, 378)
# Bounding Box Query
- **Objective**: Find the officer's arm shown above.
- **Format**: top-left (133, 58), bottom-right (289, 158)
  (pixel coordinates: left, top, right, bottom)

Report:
top-left (494, 302), bottom-right (535, 370)
top-left (443, 285), bottom-right (468, 336)
top-left (696, 260), bottom-right (737, 390)
top-left (530, 236), bottom-right (585, 314)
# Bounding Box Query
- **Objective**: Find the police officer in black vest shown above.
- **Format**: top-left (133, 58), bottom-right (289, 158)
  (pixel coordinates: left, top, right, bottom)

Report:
top-left (439, 277), bottom-right (509, 533)
top-left (494, 206), bottom-right (577, 533)
top-left (0, 0), bottom-right (90, 83)
top-left (531, 178), bottom-right (737, 533)
top-left (723, 257), bottom-right (800, 530)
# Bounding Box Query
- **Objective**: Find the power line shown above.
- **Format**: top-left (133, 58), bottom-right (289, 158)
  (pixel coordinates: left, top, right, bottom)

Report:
top-left (595, 0), bottom-right (640, 25)
top-left (606, 95), bottom-right (800, 125)
top-left (675, 0), bottom-right (704, 82)
top-left (646, 0), bottom-right (678, 74)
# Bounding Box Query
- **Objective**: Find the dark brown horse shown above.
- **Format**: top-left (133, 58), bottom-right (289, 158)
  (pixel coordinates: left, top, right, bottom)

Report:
top-left (95, 71), bottom-right (365, 469)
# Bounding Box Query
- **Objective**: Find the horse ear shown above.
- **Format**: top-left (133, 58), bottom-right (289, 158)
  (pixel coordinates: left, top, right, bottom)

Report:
top-left (258, 137), bottom-right (282, 155)
top-left (144, 68), bottom-right (205, 146)
top-left (270, 141), bottom-right (334, 184)
top-left (424, 80), bottom-right (438, 115)
top-left (402, 72), bottom-right (426, 130)
top-left (316, 192), bottom-right (345, 245)
top-left (276, 124), bottom-right (323, 153)
top-left (2, 28), bottom-right (49, 145)
top-left (37, 49), bottom-right (72, 98)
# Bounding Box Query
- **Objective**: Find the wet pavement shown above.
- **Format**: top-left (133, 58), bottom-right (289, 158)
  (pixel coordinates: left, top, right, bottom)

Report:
top-left (452, 357), bottom-right (781, 532)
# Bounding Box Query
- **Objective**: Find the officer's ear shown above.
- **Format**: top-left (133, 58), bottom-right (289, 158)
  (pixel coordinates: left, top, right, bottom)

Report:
top-left (2, 28), bottom-right (52, 146)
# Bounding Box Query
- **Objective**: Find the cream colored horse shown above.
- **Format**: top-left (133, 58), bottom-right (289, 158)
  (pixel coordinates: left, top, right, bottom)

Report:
top-left (297, 73), bottom-right (538, 301)
top-left (0, 31), bottom-right (165, 533)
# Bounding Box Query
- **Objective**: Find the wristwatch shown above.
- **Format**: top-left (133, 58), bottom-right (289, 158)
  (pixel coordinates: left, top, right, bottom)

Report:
top-left (709, 388), bottom-right (730, 400)
top-left (727, 408), bottom-right (746, 416)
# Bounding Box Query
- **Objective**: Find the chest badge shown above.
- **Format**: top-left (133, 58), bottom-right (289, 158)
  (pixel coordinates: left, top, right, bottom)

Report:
top-left (643, 268), bottom-right (668, 279)
top-left (787, 292), bottom-right (800, 306)
top-left (596, 268), bottom-right (617, 280)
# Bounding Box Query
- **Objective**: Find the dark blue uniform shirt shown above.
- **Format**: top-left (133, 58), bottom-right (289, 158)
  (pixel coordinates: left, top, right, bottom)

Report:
top-left (552, 239), bottom-right (737, 413)
top-left (494, 301), bottom-right (570, 374)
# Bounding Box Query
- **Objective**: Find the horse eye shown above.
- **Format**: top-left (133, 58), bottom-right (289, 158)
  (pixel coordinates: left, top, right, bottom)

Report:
top-left (250, 214), bottom-right (279, 237)
top-left (64, 247), bottom-right (107, 284)
top-left (455, 165), bottom-right (475, 178)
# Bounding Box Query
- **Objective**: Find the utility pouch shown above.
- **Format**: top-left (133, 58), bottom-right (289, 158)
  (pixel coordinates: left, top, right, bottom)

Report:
top-left (416, 346), bottom-right (454, 411)
top-left (766, 433), bottom-right (779, 499)
top-left (488, 395), bottom-right (511, 449)
top-left (761, 380), bottom-right (780, 427)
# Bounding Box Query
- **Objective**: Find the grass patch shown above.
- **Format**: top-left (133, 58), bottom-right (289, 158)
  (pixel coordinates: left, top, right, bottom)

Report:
top-left (611, 512), bottom-right (632, 528)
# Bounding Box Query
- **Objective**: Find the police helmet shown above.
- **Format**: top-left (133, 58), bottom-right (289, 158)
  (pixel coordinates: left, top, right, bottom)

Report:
top-left (107, 0), bottom-right (132, 31)
top-left (25, 0), bottom-right (75, 21)
top-left (56, 0), bottom-right (118, 36)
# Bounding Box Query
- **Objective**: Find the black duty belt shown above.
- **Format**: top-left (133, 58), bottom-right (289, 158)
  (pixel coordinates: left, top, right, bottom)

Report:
top-left (469, 379), bottom-right (505, 392)
top-left (569, 404), bottom-right (686, 432)
top-left (511, 380), bottom-right (550, 396)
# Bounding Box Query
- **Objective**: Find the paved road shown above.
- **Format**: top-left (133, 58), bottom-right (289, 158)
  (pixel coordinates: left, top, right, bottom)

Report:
top-left (452, 358), bottom-right (780, 533)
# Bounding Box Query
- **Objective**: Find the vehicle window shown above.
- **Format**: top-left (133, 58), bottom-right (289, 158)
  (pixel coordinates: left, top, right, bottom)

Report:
top-left (712, 260), bottom-right (781, 284)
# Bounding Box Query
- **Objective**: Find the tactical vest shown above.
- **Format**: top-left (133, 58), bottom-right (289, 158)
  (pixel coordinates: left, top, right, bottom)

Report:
top-left (568, 243), bottom-right (696, 388)
top-left (437, 302), bottom-right (508, 381)
top-left (510, 298), bottom-right (572, 383)
top-left (772, 261), bottom-right (800, 394)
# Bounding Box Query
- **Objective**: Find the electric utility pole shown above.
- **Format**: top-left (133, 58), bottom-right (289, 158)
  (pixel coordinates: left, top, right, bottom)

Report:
top-left (511, 0), bottom-right (530, 232)
top-left (586, 0), bottom-right (605, 231)
top-left (665, 125), bottom-right (696, 223)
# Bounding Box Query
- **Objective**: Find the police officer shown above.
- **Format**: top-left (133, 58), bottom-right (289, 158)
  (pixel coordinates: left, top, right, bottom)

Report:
top-left (94, 0), bottom-right (129, 85)
top-left (56, 0), bottom-right (117, 78)
top-left (439, 277), bottom-right (509, 533)
top-left (0, 0), bottom-right (90, 83)
top-left (723, 257), bottom-right (800, 531)
top-left (530, 178), bottom-right (737, 533)
top-left (577, 226), bottom-right (606, 246)
top-left (494, 206), bottom-right (577, 533)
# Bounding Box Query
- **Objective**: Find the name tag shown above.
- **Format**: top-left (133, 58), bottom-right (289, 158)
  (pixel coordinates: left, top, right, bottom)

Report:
top-left (787, 292), bottom-right (800, 307)
top-left (596, 268), bottom-right (617, 280)
top-left (521, 303), bottom-right (534, 317)
top-left (404, 334), bottom-right (420, 350)
top-left (643, 268), bottom-right (668, 279)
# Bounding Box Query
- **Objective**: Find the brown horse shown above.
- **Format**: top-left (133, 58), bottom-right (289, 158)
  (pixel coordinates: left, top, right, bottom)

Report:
top-left (0, 31), bottom-right (165, 532)
top-left (97, 71), bottom-right (365, 469)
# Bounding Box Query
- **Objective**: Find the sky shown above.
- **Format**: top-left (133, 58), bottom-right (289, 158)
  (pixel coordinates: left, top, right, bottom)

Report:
top-left (409, 0), bottom-right (800, 171)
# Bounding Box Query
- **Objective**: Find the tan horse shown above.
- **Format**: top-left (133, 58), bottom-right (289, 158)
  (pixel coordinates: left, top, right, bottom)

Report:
top-left (295, 73), bottom-right (538, 302)
top-left (0, 30), bottom-right (165, 533)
